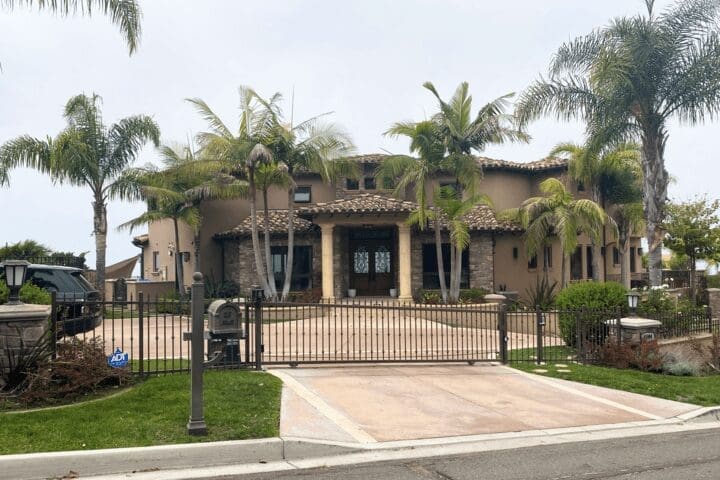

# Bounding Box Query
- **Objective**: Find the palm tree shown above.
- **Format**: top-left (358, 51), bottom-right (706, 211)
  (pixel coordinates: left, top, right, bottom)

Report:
top-left (515, 0), bottom-right (720, 286)
top-left (423, 81), bottom-right (529, 196)
top-left (502, 178), bottom-right (606, 288)
top-left (2, 0), bottom-right (142, 55)
top-left (433, 187), bottom-right (491, 302)
top-left (187, 87), bottom-right (276, 298)
top-left (380, 121), bottom-right (450, 302)
top-left (265, 112), bottom-right (356, 301)
top-left (118, 144), bottom-right (246, 295)
top-left (0, 93), bottom-right (160, 294)
top-left (550, 142), bottom-right (641, 281)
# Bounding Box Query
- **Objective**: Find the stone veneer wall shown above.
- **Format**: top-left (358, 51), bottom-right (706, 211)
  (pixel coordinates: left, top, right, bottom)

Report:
top-left (223, 233), bottom-right (321, 296)
top-left (0, 305), bottom-right (51, 374)
top-left (410, 231), bottom-right (495, 296)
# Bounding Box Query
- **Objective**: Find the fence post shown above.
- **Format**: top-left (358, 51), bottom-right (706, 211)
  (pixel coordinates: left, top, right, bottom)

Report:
top-left (244, 301), bottom-right (250, 365)
top-left (536, 307), bottom-right (544, 365)
top-left (709, 305), bottom-right (713, 334)
top-left (50, 291), bottom-right (57, 360)
top-left (575, 309), bottom-right (583, 363)
top-left (498, 304), bottom-right (508, 364)
top-left (138, 292), bottom-right (144, 376)
top-left (187, 272), bottom-right (207, 436)
top-left (616, 306), bottom-right (622, 350)
top-left (252, 285), bottom-right (264, 371)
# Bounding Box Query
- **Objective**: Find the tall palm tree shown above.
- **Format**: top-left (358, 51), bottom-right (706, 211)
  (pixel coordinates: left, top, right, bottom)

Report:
top-left (515, 0), bottom-right (720, 286)
top-left (2, 0), bottom-right (142, 55)
top-left (502, 178), bottom-right (606, 288)
top-left (266, 112), bottom-right (356, 301)
top-left (118, 145), bottom-right (246, 296)
top-left (433, 187), bottom-right (491, 302)
top-left (0, 93), bottom-right (160, 293)
top-left (380, 121), bottom-right (450, 302)
top-left (550, 142), bottom-right (640, 280)
top-left (187, 87), bottom-right (276, 298)
top-left (423, 81), bottom-right (529, 196)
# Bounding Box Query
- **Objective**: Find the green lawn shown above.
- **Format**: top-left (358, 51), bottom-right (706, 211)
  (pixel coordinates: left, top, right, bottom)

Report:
top-left (511, 350), bottom-right (720, 407)
top-left (0, 370), bottom-right (281, 454)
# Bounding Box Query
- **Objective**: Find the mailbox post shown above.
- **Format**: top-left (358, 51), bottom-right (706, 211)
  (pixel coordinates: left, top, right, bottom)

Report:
top-left (187, 272), bottom-right (207, 436)
top-left (251, 285), bottom-right (264, 371)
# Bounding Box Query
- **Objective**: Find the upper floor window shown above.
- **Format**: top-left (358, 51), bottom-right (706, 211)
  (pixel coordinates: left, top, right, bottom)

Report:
top-left (528, 255), bottom-right (538, 270)
top-left (294, 186), bottom-right (311, 203)
top-left (346, 178), bottom-right (359, 190)
top-left (152, 251), bottom-right (160, 271)
top-left (364, 177), bottom-right (376, 190)
top-left (613, 247), bottom-right (620, 265)
top-left (543, 246), bottom-right (553, 269)
top-left (439, 181), bottom-right (462, 197)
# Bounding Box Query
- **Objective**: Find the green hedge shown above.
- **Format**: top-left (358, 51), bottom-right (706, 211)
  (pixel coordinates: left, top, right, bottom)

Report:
top-left (555, 281), bottom-right (627, 345)
top-left (0, 282), bottom-right (51, 305)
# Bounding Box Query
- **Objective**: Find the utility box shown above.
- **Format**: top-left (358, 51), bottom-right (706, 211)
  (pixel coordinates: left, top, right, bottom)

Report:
top-left (206, 300), bottom-right (245, 365)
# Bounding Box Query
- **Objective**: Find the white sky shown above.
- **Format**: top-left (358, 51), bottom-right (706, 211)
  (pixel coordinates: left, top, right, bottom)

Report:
top-left (0, 0), bottom-right (717, 268)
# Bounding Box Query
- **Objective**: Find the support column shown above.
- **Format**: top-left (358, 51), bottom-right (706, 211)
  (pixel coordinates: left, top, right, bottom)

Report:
top-left (397, 223), bottom-right (413, 303)
top-left (321, 224), bottom-right (335, 301)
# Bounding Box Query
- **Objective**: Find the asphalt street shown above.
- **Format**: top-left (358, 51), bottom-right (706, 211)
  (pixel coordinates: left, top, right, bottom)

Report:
top-left (220, 429), bottom-right (720, 480)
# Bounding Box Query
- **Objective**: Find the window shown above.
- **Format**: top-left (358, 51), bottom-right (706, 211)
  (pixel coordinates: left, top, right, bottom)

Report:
top-left (528, 255), bottom-right (538, 270)
top-left (570, 247), bottom-right (582, 280)
top-left (586, 246), bottom-right (593, 279)
top-left (422, 244), bottom-right (469, 289)
top-left (613, 247), bottom-right (620, 265)
top-left (346, 178), bottom-right (359, 190)
top-left (577, 181), bottom-right (585, 192)
top-left (270, 246), bottom-right (313, 290)
top-left (381, 175), bottom-right (395, 189)
top-left (152, 251), bottom-right (160, 271)
top-left (364, 177), bottom-right (376, 190)
top-left (630, 247), bottom-right (637, 273)
top-left (543, 246), bottom-right (553, 269)
top-left (512, 247), bottom-right (518, 260)
top-left (294, 186), bottom-right (311, 203)
top-left (439, 181), bottom-right (462, 197)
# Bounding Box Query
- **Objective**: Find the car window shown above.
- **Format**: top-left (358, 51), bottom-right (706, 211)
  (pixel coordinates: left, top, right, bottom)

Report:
top-left (28, 269), bottom-right (85, 293)
top-left (72, 271), bottom-right (96, 291)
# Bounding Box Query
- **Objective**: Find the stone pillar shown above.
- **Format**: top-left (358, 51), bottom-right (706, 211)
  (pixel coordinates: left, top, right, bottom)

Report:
top-left (707, 289), bottom-right (720, 318)
top-left (397, 222), bottom-right (412, 303)
top-left (0, 304), bottom-right (51, 376)
top-left (321, 224), bottom-right (335, 301)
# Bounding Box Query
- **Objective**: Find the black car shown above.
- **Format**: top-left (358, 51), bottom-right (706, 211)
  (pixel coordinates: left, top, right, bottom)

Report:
top-left (1, 264), bottom-right (102, 337)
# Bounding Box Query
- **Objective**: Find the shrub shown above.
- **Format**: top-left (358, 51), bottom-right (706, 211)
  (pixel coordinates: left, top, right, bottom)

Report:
top-left (523, 277), bottom-right (557, 311)
top-left (0, 281), bottom-right (51, 305)
top-left (596, 340), bottom-right (664, 372)
top-left (414, 288), bottom-right (488, 304)
top-left (555, 282), bottom-right (627, 345)
top-left (459, 288), bottom-right (489, 304)
top-left (20, 338), bottom-right (130, 406)
top-left (637, 289), bottom-right (676, 316)
top-left (663, 360), bottom-right (699, 376)
top-left (0, 328), bottom-right (55, 394)
top-left (205, 279), bottom-right (240, 299)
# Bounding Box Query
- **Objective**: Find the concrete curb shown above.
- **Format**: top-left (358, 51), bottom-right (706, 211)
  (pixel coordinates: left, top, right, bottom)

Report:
top-left (2, 409), bottom-right (719, 480)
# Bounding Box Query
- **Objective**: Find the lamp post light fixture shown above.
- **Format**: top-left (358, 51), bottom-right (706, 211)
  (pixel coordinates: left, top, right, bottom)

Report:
top-left (626, 291), bottom-right (640, 317)
top-left (1, 260), bottom-right (30, 305)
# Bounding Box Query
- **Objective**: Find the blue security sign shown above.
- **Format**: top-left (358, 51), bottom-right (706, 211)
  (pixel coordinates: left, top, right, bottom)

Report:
top-left (107, 347), bottom-right (129, 368)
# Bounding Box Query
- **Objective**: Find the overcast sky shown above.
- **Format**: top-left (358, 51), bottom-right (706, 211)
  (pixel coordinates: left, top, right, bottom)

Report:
top-left (0, 0), bottom-right (717, 268)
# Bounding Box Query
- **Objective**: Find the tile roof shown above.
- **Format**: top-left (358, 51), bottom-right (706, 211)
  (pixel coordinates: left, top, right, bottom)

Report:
top-left (449, 204), bottom-right (522, 233)
top-left (300, 193), bottom-right (418, 215)
top-left (345, 153), bottom-right (568, 172)
top-left (215, 210), bottom-right (318, 239)
top-left (132, 234), bottom-right (149, 246)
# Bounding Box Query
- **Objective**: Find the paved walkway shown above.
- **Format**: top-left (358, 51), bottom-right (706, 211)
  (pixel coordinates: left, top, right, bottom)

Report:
top-left (271, 364), bottom-right (698, 443)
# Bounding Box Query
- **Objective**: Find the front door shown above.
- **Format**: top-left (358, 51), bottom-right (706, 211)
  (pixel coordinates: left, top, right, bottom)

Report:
top-left (349, 229), bottom-right (394, 296)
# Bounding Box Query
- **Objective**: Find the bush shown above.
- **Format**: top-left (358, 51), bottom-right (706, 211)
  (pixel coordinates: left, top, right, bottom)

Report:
top-left (637, 289), bottom-right (676, 316)
top-left (0, 328), bottom-right (55, 394)
top-left (663, 360), bottom-right (699, 376)
top-left (459, 288), bottom-right (489, 304)
top-left (555, 282), bottom-right (627, 345)
top-left (596, 340), bottom-right (664, 372)
top-left (523, 277), bottom-right (557, 311)
top-left (205, 279), bottom-right (240, 299)
top-left (413, 288), bottom-right (489, 304)
top-left (19, 338), bottom-right (130, 406)
top-left (0, 281), bottom-right (51, 305)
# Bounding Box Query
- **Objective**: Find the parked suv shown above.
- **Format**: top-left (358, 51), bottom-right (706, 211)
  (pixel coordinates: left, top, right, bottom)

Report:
top-left (1, 264), bottom-right (101, 337)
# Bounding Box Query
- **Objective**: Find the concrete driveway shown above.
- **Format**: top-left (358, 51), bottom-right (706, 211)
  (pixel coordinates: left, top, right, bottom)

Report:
top-left (270, 364), bottom-right (698, 443)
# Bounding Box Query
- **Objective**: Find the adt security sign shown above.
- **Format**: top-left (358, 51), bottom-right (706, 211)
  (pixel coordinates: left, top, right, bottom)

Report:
top-left (107, 347), bottom-right (129, 368)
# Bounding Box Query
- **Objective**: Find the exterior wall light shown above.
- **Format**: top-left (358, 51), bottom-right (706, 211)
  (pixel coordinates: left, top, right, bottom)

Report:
top-left (1, 259), bottom-right (30, 305)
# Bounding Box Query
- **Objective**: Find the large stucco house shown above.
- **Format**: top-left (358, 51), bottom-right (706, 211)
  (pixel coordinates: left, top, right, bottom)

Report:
top-left (131, 154), bottom-right (643, 302)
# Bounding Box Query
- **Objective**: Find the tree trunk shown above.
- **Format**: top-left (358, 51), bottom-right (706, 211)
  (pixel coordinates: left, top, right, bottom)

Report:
top-left (172, 218), bottom-right (185, 297)
top-left (619, 230), bottom-right (630, 289)
top-left (92, 196), bottom-right (107, 298)
top-left (640, 128), bottom-right (669, 287)
top-left (248, 168), bottom-right (272, 298)
top-left (590, 186), bottom-right (602, 282)
top-left (434, 219), bottom-right (448, 304)
top-left (561, 254), bottom-right (567, 289)
top-left (262, 188), bottom-right (278, 300)
top-left (282, 187), bottom-right (295, 301)
top-left (454, 245), bottom-right (463, 301)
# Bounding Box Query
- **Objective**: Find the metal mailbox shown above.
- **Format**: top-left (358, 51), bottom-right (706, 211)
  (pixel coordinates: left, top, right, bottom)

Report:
top-left (207, 299), bottom-right (243, 336)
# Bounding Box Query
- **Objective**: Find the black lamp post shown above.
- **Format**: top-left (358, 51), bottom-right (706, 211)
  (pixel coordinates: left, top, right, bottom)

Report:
top-left (2, 260), bottom-right (30, 305)
top-left (626, 291), bottom-right (640, 317)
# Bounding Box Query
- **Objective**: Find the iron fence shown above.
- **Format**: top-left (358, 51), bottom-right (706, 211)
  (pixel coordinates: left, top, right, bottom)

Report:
top-left (50, 291), bottom-right (720, 373)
